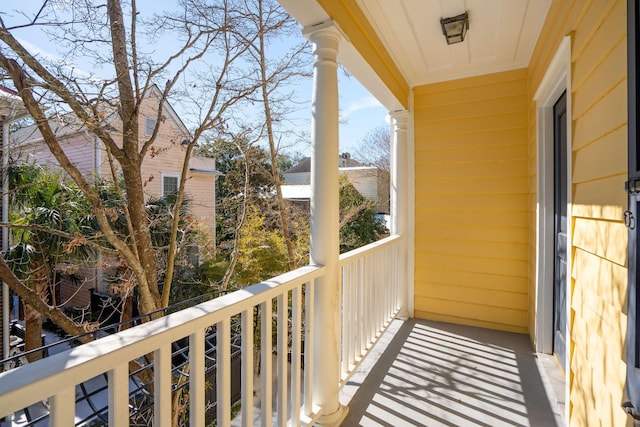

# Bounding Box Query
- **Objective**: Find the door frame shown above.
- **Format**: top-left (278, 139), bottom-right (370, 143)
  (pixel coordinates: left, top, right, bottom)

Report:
top-left (533, 36), bottom-right (572, 363)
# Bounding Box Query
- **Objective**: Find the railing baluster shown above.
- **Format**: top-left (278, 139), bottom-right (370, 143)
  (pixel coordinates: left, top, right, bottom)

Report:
top-left (217, 318), bottom-right (231, 426)
top-left (394, 242), bottom-right (398, 312)
top-left (276, 293), bottom-right (288, 427)
top-left (154, 343), bottom-right (172, 427)
top-left (380, 249), bottom-right (384, 324)
top-left (395, 239), bottom-right (400, 312)
top-left (360, 256), bottom-right (371, 348)
top-left (375, 251), bottom-right (380, 332)
top-left (291, 286), bottom-right (302, 427)
top-left (49, 386), bottom-right (75, 427)
top-left (190, 328), bottom-right (205, 427)
top-left (385, 248), bottom-right (391, 320)
top-left (365, 255), bottom-right (372, 345)
top-left (341, 263), bottom-right (349, 378)
top-left (261, 300), bottom-right (273, 427)
top-left (372, 251), bottom-right (378, 334)
top-left (357, 257), bottom-right (363, 356)
top-left (391, 243), bottom-right (396, 315)
top-left (349, 262), bottom-right (356, 369)
top-left (383, 248), bottom-right (388, 320)
top-left (361, 256), bottom-right (371, 348)
top-left (108, 362), bottom-right (128, 425)
top-left (242, 308), bottom-right (254, 427)
top-left (304, 279), bottom-right (315, 417)
top-left (394, 243), bottom-right (399, 313)
top-left (377, 250), bottom-right (383, 332)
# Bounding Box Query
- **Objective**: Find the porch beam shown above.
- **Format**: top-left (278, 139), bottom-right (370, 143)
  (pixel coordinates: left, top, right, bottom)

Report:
top-left (390, 111), bottom-right (409, 318)
top-left (302, 20), bottom-right (348, 426)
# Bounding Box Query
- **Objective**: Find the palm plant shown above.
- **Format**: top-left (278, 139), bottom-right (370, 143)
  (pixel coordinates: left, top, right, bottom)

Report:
top-left (5, 162), bottom-right (94, 361)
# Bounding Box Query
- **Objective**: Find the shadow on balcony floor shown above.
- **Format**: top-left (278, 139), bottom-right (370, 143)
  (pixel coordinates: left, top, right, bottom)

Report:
top-left (341, 319), bottom-right (563, 427)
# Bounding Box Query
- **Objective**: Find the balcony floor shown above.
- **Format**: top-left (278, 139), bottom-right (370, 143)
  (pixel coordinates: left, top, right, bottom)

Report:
top-left (340, 319), bottom-right (564, 427)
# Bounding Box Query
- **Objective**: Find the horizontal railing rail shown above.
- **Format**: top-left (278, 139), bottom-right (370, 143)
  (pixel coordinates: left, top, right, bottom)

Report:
top-left (0, 265), bottom-right (324, 427)
top-left (0, 236), bottom-right (404, 426)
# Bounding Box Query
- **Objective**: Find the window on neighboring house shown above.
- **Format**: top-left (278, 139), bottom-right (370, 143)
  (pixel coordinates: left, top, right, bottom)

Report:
top-left (145, 117), bottom-right (156, 136)
top-left (162, 174), bottom-right (179, 196)
top-left (626, 0), bottom-right (640, 418)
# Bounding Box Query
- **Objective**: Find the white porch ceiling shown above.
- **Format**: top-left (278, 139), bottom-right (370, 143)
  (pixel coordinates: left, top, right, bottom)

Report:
top-left (279, 0), bottom-right (551, 109)
top-left (357, 0), bottom-right (551, 86)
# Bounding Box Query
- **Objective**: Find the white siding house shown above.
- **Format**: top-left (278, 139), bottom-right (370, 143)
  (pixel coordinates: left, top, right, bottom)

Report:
top-left (282, 154), bottom-right (390, 213)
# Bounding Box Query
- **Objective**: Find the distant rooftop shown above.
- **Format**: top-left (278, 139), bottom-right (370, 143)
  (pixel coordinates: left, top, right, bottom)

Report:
top-left (284, 153), bottom-right (362, 174)
top-left (0, 85), bottom-right (29, 120)
top-left (284, 157), bottom-right (311, 174)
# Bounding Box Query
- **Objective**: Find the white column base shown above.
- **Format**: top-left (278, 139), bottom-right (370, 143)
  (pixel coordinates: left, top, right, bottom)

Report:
top-left (396, 310), bottom-right (411, 320)
top-left (316, 404), bottom-right (349, 426)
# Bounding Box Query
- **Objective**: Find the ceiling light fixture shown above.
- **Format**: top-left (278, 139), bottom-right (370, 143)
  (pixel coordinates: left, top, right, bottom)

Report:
top-left (440, 12), bottom-right (469, 45)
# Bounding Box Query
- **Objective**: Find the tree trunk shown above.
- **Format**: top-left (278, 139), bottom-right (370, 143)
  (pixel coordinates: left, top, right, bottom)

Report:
top-left (120, 161), bottom-right (162, 314)
top-left (23, 260), bottom-right (48, 362)
top-left (22, 302), bottom-right (43, 363)
top-left (257, 0), bottom-right (297, 271)
top-left (0, 255), bottom-right (93, 343)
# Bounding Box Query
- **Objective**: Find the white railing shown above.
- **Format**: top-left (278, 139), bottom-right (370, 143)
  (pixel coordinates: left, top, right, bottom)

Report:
top-left (0, 236), bottom-right (404, 426)
top-left (0, 265), bottom-right (324, 427)
top-left (339, 235), bottom-right (402, 385)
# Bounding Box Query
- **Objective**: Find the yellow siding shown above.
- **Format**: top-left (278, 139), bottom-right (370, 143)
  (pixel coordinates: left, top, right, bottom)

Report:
top-left (413, 68), bottom-right (529, 334)
top-left (331, 0), bottom-right (629, 423)
top-left (527, 0), bottom-right (628, 425)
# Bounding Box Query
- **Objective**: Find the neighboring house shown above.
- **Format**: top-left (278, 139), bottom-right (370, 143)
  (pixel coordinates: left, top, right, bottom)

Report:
top-left (8, 86), bottom-right (219, 306)
top-left (282, 153), bottom-right (390, 214)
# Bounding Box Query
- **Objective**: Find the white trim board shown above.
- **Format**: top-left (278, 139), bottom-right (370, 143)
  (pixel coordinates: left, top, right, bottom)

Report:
top-left (533, 35), bottom-right (572, 422)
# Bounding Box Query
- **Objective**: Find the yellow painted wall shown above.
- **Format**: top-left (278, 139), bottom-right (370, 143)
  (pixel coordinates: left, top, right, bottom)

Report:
top-left (527, 0), bottom-right (628, 425)
top-left (320, 0), bottom-right (630, 423)
top-left (413, 68), bottom-right (530, 334)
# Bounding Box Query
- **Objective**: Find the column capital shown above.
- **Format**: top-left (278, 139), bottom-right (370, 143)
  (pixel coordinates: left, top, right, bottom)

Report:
top-left (302, 20), bottom-right (345, 47)
top-left (390, 110), bottom-right (409, 126)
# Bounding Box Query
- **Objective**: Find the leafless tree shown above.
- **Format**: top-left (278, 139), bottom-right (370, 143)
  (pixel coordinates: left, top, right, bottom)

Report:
top-left (355, 123), bottom-right (391, 172)
top-left (245, 0), bottom-right (311, 270)
top-left (0, 0), bottom-right (282, 340)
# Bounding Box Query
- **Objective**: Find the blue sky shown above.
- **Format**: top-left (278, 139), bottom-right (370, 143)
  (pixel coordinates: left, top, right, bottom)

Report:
top-left (2, 2), bottom-right (389, 159)
top-left (337, 77), bottom-right (388, 155)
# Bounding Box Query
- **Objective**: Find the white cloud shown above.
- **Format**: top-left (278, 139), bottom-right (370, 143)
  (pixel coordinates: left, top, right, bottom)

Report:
top-left (17, 38), bottom-right (62, 63)
top-left (341, 95), bottom-right (382, 120)
top-left (17, 37), bottom-right (93, 79)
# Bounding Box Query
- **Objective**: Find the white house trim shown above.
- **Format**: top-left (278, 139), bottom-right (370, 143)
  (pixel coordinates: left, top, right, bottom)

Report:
top-left (390, 110), bottom-right (409, 318)
top-left (533, 35), bottom-right (572, 383)
top-left (161, 172), bottom-right (180, 197)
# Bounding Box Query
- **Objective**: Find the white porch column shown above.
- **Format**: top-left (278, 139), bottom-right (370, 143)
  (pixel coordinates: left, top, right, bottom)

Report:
top-left (390, 111), bottom-right (410, 318)
top-left (302, 21), bottom-right (347, 425)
